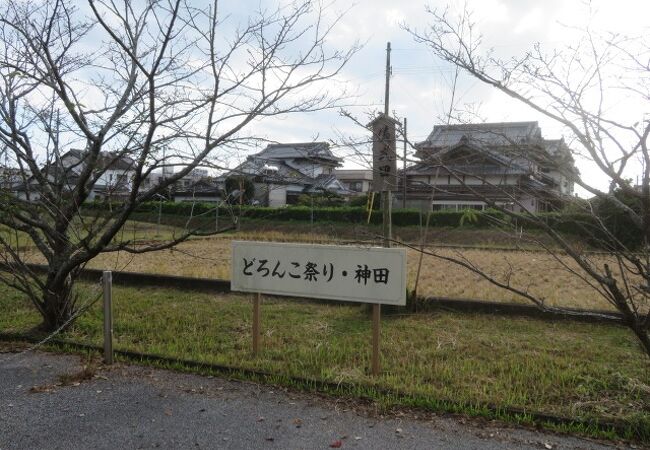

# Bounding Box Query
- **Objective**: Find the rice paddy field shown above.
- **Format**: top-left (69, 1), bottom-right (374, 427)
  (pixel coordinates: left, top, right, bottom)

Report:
top-left (20, 219), bottom-right (620, 311)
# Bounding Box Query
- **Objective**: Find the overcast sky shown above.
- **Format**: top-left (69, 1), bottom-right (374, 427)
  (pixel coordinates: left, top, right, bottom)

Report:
top-left (14, 0), bottom-right (648, 192)
top-left (227, 0), bottom-right (650, 190)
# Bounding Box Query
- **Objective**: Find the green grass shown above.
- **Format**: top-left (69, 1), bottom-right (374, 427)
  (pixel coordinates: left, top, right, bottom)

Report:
top-left (2, 282), bottom-right (649, 441)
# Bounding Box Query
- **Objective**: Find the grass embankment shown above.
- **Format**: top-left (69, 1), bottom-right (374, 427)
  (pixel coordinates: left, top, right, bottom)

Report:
top-left (2, 282), bottom-right (649, 440)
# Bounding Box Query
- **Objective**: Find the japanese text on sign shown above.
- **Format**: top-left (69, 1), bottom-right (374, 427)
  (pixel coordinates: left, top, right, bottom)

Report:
top-left (231, 241), bottom-right (407, 305)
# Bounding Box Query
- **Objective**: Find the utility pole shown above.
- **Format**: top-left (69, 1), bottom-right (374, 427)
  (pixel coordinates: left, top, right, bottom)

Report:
top-left (382, 41), bottom-right (392, 248)
top-left (402, 117), bottom-right (407, 209)
top-left (372, 41), bottom-right (393, 377)
top-left (384, 42), bottom-right (391, 117)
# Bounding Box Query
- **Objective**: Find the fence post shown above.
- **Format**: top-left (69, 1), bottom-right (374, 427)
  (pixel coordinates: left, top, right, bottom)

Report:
top-left (102, 271), bottom-right (114, 365)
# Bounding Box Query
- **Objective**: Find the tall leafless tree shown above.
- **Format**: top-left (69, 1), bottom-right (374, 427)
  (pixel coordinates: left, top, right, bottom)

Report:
top-left (0, 0), bottom-right (358, 332)
top-left (400, 6), bottom-right (650, 356)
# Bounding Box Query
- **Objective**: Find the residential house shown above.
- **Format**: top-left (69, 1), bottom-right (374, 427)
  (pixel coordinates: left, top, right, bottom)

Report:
top-left (13, 149), bottom-right (136, 202)
top-left (173, 170), bottom-right (223, 203)
top-left (218, 142), bottom-right (348, 207)
top-left (334, 169), bottom-right (373, 195)
top-left (0, 167), bottom-right (24, 191)
top-left (401, 122), bottom-right (576, 212)
top-left (141, 167), bottom-right (223, 202)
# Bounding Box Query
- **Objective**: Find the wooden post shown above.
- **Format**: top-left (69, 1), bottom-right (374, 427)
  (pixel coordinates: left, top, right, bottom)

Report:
top-left (372, 303), bottom-right (381, 376)
top-left (366, 192), bottom-right (375, 224)
top-left (384, 42), bottom-right (391, 116)
top-left (382, 191), bottom-right (392, 248)
top-left (102, 271), bottom-right (114, 365)
top-left (252, 292), bottom-right (261, 355)
top-left (403, 118), bottom-right (407, 209)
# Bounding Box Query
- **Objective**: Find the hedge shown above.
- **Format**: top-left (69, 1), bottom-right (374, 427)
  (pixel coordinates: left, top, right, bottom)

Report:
top-left (84, 200), bottom-right (510, 228)
top-left (83, 200), bottom-right (612, 242)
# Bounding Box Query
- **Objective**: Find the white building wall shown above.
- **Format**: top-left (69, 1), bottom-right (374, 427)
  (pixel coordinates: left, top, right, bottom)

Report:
top-left (97, 169), bottom-right (134, 191)
top-left (517, 196), bottom-right (537, 213)
top-left (268, 185), bottom-right (287, 207)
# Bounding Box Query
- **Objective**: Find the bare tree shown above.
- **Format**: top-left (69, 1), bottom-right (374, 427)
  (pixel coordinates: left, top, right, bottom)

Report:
top-left (0, 0), bottom-right (358, 332)
top-left (398, 6), bottom-right (650, 356)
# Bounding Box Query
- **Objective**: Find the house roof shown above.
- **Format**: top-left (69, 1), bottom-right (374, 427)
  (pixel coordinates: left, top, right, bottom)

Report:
top-left (174, 178), bottom-right (222, 196)
top-left (60, 149), bottom-right (135, 172)
top-left (407, 139), bottom-right (531, 177)
top-left (216, 142), bottom-right (353, 195)
top-left (219, 142), bottom-right (343, 183)
top-left (254, 142), bottom-right (342, 164)
top-left (414, 121), bottom-right (578, 177)
top-left (419, 122), bottom-right (543, 149)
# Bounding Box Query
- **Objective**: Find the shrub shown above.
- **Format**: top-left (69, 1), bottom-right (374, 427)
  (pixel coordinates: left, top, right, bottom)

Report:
top-left (225, 176), bottom-right (254, 204)
top-left (349, 193), bottom-right (380, 209)
top-left (295, 192), bottom-right (345, 207)
top-left (592, 190), bottom-right (643, 250)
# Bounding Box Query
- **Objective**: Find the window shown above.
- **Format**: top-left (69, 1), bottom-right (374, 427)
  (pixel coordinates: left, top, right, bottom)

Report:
top-left (431, 204), bottom-right (456, 211)
top-left (432, 203), bottom-right (485, 211)
top-left (349, 181), bottom-right (362, 192)
top-left (458, 204), bottom-right (485, 211)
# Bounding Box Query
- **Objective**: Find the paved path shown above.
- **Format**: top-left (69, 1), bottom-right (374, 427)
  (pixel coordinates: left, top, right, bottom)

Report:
top-left (0, 349), bottom-right (633, 450)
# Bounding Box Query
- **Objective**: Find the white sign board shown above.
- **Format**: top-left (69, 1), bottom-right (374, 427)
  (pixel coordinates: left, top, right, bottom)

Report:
top-left (231, 241), bottom-right (406, 306)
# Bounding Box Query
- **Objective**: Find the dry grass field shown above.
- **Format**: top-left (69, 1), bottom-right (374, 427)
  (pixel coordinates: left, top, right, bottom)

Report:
top-left (23, 225), bottom-right (619, 311)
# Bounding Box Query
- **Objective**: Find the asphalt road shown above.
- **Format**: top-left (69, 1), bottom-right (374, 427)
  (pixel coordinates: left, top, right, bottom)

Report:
top-left (0, 349), bottom-right (634, 450)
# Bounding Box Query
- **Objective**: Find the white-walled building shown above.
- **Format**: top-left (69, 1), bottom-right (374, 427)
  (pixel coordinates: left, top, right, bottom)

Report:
top-left (334, 169), bottom-right (373, 195)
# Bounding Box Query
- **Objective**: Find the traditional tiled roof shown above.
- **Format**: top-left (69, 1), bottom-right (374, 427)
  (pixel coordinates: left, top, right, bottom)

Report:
top-left (60, 149), bottom-right (135, 172)
top-left (420, 121), bottom-right (543, 149)
top-left (413, 122), bottom-right (577, 178)
top-left (255, 142), bottom-right (342, 164)
top-left (174, 178), bottom-right (222, 196)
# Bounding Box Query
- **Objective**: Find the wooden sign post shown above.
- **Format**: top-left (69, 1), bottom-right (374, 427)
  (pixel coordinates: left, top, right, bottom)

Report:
top-left (372, 303), bottom-right (381, 375)
top-left (231, 241), bottom-right (406, 374)
top-left (252, 292), bottom-right (261, 355)
top-left (102, 270), bottom-right (114, 365)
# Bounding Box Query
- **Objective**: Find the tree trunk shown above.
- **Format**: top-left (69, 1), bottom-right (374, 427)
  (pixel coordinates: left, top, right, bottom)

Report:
top-left (631, 325), bottom-right (650, 359)
top-left (39, 274), bottom-right (76, 333)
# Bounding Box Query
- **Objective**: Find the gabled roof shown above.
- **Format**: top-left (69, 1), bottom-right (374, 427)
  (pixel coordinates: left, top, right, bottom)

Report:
top-left (96, 151), bottom-right (136, 171)
top-left (414, 121), bottom-right (578, 177)
top-left (60, 149), bottom-right (135, 172)
top-left (254, 142), bottom-right (342, 164)
top-left (174, 178), bottom-right (221, 195)
top-left (409, 140), bottom-right (531, 176)
top-left (419, 121), bottom-right (543, 149)
top-left (219, 142), bottom-right (343, 182)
